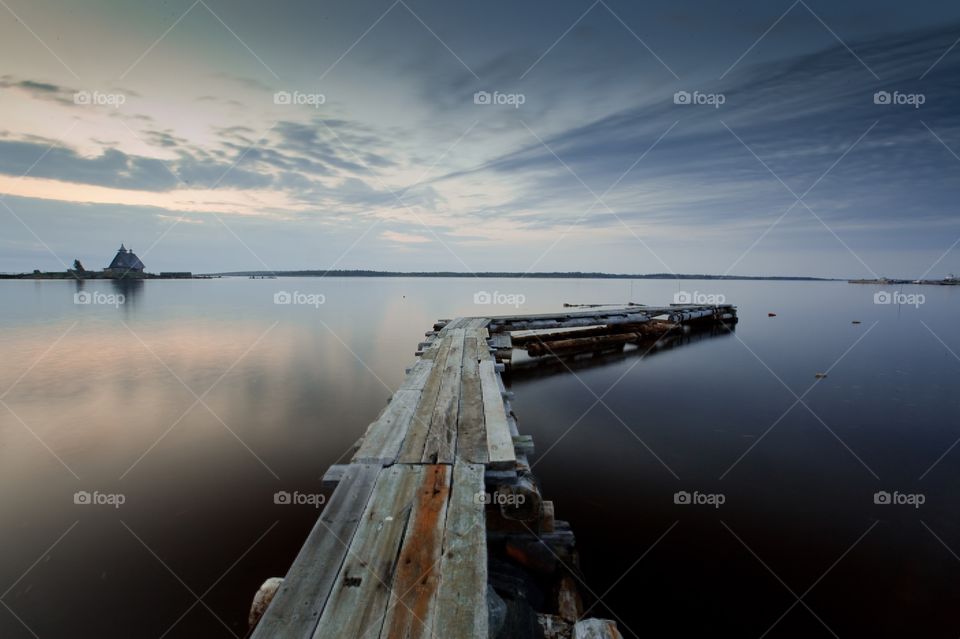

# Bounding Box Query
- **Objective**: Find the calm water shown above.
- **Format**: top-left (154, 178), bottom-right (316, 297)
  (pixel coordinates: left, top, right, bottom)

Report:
top-left (1, 277), bottom-right (959, 637)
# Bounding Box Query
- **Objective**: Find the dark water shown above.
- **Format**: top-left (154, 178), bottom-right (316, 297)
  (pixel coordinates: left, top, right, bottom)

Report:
top-left (1, 277), bottom-right (958, 638)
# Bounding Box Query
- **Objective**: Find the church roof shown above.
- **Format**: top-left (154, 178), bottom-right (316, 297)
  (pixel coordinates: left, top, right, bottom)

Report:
top-left (108, 244), bottom-right (145, 271)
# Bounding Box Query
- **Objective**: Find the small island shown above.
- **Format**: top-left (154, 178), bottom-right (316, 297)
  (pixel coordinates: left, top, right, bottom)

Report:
top-left (1, 244), bottom-right (196, 279)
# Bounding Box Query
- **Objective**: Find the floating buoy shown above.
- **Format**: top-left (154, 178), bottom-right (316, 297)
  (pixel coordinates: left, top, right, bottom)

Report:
top-left (814, 372), bottom-right (827, 379)
top-left (768, 313), bottom-right (777, 317)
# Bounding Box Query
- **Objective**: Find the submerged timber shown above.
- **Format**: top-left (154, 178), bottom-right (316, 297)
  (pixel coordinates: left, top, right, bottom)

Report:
top-left (250, 303), bottom-right (738, 639)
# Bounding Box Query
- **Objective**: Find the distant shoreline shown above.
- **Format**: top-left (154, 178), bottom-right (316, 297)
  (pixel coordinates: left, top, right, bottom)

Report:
top-left (0, 269), bottom-right (842, 281)
top-left (205, 270), bottom-right (840, 281)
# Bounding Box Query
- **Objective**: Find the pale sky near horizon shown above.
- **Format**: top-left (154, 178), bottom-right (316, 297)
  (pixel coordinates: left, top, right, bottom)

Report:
top-left (1, 0), bottom-right (960, 277)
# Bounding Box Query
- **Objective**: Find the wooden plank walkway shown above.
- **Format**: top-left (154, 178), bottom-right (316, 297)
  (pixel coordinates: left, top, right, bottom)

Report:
top-left (253, 318), bottom-right (507, 639)
top-left (252, 305), bottom-right (735, 638)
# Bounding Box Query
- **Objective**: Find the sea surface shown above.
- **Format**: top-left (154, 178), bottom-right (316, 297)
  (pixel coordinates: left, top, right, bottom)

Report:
top-left (1, 277), bottom-right (959, 637)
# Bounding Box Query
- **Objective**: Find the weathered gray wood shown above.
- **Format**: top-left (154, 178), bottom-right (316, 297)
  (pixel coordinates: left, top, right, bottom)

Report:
top-left (399, 337), bottom-right (452, 462)
top-left (489, 305), bottom-right (736, 332)
top-left (422, 329), bottom-right (465, 463)
top-left (398, 360), bottom-right (433, 391)
top-left (253, 463), bottom-right (381, 639)
top-left (433, 462), bottom-right (488, 638)
top-left (420, 335), bottom-right (448, 361)
top-left (457, 336), bottom-right (488, 464)
top-left (491, 314), bottom-right (651, 331)
top-left (488, 333), bottom-right (511, 349)
top-left (490, 304), bottom-right (731, 324)
top-left (464, 317), bottom-right (487, 330)
top-left (321, 464), bottom-right (349, 491)
top-left (512, 434), bottom-right (535, 456)
top-left (313, 465), bottom-right (424, 639)
top-left (479, 337), bottom-right (493, 362)
top-left (510, 324), bottom-right (648, 346)
top-left (440, 317), bottom-right (468, 332)
top-left (480, 360), bottom-right (516, 469)
top-left (378, 465), bottom-right (452, 638)
top-left (353, 389), bottom-right (421, 465)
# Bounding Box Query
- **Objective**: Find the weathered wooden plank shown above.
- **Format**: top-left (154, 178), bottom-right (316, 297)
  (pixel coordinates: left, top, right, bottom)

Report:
top-left (512, 434), bottom-right (535, 456)
top-left (353, 389), bottom-right (422, 465)
top-left (399, 360), bottom-right (433, 391)
top-left (313, 465), bottom-right (424, 639)
top-left (433, 462), bottom-right (488, 637)
top-left (253, 463), bottom-right (381, 639)
top-left (490, 304), bottom-right (732, 323)
top-left (321, 464), bottom-right (349, 491)
top-left (440, 317), bottom-right (468, 332)
top-left (457, 336), bottom-right (488, 464)
top-left (491, 314), bottom-right (650, 332)
top-left (379, 465), bottom-right (452, 638)
top-left (399, 337), bottom-right (452, 462)
top-left (478, 336), bottom-right (493, 362)
top-left (488, 333), bottom-right (511, 349)
top-left (420, 335), bottom-right (448, 361)
top-left (480, 360), bottom-right (516, 469)
top-left (422, 329), bottom-right (465, 464)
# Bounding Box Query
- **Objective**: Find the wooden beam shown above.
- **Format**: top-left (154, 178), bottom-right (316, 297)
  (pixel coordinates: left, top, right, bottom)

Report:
top-left (253, 463), bottom-right (380, 639)
top-left (399, 337), bottom-right (452, 462)
top-left (456, 335), bottom-right (488, 464)
top-left (312, 465), bottom-right (424, 639)
top-left (433, 462), bottom-right (488, 637)
top-left (353, 389), bottom-right (421, 465)
top-left (480, 360), bottom-right (516, 469)
top-left (378, 465), bottom-right (452, 638)
top-left (422, 329), bottom-right (465, 463)
top-left (399, 360), bottom-right (433, 391)
top-left (320, 464), bottom-right (349, 491)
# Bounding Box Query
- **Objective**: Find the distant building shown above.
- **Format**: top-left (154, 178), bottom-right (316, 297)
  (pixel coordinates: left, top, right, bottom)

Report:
top-left (105, 244), bottom-right (145, 273)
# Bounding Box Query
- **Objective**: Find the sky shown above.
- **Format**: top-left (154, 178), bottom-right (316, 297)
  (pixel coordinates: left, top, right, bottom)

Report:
top-left (1, 0), bottom-right (959, 277)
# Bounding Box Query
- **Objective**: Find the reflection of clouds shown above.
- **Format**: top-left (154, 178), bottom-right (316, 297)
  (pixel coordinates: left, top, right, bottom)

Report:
top-left (0, 317), bottom-right (406, 459)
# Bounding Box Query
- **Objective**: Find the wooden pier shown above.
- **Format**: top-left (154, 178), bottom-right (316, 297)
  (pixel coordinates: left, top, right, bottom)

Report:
top-left (250, 304), bottom-right (737, 639)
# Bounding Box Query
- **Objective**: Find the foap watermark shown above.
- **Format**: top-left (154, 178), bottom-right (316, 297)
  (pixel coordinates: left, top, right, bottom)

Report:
top-left (474, 491), bottom-right (527, 506)
top-left (873, 291), bottom-right (924, 308)
top-left (74, 490), bottom-right (126, 508)
top-left (673, 90), bottom-right (725, 108)
top-left (473, 90), bottom-right (526, 109)
top-left (74, 291), bottom-right (125, 308)
top-left (74, 90), bottom-right (126, 108)
top-left (873, 90), bottom-right (925, 109)
top-left (274, 290), bottom-right (325, 308)
top-left (473, 290), bottom-right (525, 308)
top-left (874, 490), bottom-right (924, 508)
top-left (674, 290), bottom-right (726, 304)
top-left (674, 490), bottom-right (725, 508)
top-left (274, 90), bottom-right (326, 108)
top-left (274, 490), bottom-right (326, 508)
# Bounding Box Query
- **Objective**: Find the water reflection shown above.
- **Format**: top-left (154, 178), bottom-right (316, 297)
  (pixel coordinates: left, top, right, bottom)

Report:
top-left (3, 278), bottom-right (960, 637)
top-left (109, 278), bottom-right (144, 308)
